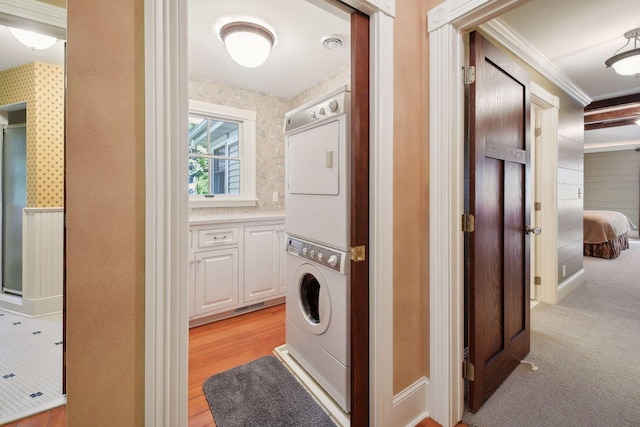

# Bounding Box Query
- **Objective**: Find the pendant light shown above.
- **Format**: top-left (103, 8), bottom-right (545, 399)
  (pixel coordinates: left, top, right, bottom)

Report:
top-left (219, 21), bottom-right (275, 68)
top-left (8, 27), bottom-right (57, 50)
top-left (605, 28), bottom-right (640, 76)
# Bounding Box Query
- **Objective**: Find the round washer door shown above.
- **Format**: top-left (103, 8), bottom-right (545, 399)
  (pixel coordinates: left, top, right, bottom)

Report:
top-left (295, 263), bottom-right (331, 335)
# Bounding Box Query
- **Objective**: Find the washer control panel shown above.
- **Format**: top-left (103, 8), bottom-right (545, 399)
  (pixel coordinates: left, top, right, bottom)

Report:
top-left (287, 236), bottom-right (347, 274)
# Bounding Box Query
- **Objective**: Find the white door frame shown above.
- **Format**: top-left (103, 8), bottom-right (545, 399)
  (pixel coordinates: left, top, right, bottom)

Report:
top-left (144, 1), bottom-right (396, 426)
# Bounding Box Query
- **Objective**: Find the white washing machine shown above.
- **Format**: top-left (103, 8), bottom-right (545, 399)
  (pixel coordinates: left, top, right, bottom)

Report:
top-left (284, 86), bottom-right (350, 250)
top-left (285, 235), bottom-right (350, 412)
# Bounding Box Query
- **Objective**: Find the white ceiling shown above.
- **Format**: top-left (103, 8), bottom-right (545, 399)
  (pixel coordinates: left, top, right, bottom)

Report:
top-left (0, 25), bottom-right (64, 72)
top-left (188, 0), bottom-right (351, 99)
top-left (497, 0), bottom-right (640, 151)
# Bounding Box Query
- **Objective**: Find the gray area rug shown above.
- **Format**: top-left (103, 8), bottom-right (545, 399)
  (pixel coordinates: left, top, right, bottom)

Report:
top-left (463, 239), bottom-right (640, 427)
top-left (203, 355), bottom-right (336, 427)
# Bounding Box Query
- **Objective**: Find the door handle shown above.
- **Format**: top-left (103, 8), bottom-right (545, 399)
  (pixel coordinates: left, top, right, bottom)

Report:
top-left (525, 226), bottom-right (541, 235)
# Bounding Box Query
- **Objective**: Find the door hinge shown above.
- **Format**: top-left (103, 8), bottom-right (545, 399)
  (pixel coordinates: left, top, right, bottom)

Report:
top-left (350, 245), bottom-right (366, 262)
top-left (534, 276), bottom-right (541, 286)
top-left (534, 127), bottom-right (542, 137)
top-left (534, 202), bottom-right (541, 211)
top-left (463, 66), bottom-right (476, 85)
top-left (463, 360), bottom-right (475, 381)
top-left (462, 214), bottom-right (475, 233)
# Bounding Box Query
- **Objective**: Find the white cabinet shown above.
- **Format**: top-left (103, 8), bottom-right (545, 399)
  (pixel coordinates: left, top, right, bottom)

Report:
top-left (244, 224), bottom-right (286, 303)
top-left (188, 217), bottom-right (285, 325)
top-left (194, 248), bottom-right (239, 315)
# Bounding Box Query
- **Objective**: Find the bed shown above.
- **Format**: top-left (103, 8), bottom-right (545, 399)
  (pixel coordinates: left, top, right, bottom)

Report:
top-left (583, 210), bottom-right (637, 259)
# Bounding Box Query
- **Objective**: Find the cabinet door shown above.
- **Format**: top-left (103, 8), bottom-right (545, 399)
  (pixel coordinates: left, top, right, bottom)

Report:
top-left (244, 224), bottom-right (284, 303)
top-left (195, 248), bottom-right (239, 315)
top-left (188, 253), bottom-right (196, 317)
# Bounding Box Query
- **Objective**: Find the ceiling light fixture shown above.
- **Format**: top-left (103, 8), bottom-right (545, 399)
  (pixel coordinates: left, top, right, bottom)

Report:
top-left (8, 26), bottom-right (57, 50)
top-left (219, 21), bottom-right (275, 68)
top-left (605, 28), bottom-right (640, 76)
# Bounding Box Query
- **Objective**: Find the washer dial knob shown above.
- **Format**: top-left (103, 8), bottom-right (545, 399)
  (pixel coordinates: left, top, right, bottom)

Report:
top-left (317, 252), bottom-right (324, 261)
top-left (328, 100), bottom-right (339, 112)
top-left (327, 255), bottom-right (339, 267)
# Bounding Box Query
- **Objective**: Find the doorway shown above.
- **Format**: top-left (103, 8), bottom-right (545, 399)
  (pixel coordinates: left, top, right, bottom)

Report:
top-left (145, 0), bottom-right (395, 424)
top-left (428, 0), bottom-right (579, 425)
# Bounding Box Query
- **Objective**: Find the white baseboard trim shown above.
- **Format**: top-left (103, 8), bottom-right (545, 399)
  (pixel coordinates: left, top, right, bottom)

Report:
top-left (392, 376), bottom-right (429, 427)
top-left (0, 293), bottom-right (62, 318)
top-left (628, 230), bottom-right (639, 239)
top-left (22, 295), bottom-right (63, 317)
top-left (558, 268), bottom-right (585, 303)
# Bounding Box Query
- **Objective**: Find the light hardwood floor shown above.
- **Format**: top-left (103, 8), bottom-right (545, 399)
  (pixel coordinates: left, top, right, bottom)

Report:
top-left (2, 304), bottom-right (464, 427)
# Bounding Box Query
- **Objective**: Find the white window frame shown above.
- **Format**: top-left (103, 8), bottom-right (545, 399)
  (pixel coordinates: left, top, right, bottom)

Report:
top-left (188, 99), bottom-right (257, 208)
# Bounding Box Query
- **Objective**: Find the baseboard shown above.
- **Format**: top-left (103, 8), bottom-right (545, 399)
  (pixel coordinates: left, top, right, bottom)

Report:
top-left (0, 293), bottom-right (62, 317)
top-left (558, 268), bottom-right (585, 303)
top-left (628, 230), bottom-right (639, 239)
top-left (392, 376), bottom-right (430, 427)
top-left (22, 295), bottom-right (63, 317)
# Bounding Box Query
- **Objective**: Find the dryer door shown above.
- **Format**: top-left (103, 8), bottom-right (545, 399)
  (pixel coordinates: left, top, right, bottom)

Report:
top-left (287, 119), bottom-right (340, 196)
top-left (296, 264), bottom-right (332, 335)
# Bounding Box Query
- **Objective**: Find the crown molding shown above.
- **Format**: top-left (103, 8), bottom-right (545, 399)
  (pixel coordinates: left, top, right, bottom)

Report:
top-left (480, 18), bottom-right (591, 106)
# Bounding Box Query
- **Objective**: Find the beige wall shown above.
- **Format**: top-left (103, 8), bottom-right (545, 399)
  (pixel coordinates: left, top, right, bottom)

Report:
top-left (66, 0), bottom-right (145, 425)
top-left (0, 62), bottom-right (64, 207)
top-left (393, 0), bottom-right (432, 393)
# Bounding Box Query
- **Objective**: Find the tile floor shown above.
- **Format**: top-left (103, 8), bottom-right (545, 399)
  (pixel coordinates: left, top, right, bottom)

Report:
top-left (0, 309), bottom-right (64, 424)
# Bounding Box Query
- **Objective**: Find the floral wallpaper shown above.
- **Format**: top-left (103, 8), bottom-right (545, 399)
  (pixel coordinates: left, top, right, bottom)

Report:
top-left (0, 62), bottom-right (64, 207)
top-left (189, 65), bottom-right (350, 217)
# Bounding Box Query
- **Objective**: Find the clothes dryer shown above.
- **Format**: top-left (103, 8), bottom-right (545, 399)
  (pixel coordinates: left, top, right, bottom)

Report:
top-left (284, 86), bottom-right (350, 250)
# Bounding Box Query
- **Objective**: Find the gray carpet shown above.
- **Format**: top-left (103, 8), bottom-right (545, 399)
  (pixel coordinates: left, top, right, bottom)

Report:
top-left (463, 239), bottom-right (640, 427)
top-left (202, 355), bottom-right (336, 427)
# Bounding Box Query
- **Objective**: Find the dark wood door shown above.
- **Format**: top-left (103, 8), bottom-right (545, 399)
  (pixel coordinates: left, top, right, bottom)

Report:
top-left (350, 10), bottom-right (370, 427)
top-left (467, 30), bottom-right (531, 412)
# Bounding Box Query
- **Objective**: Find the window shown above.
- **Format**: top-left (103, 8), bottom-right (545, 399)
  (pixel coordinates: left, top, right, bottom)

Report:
top-left (188, 100), bottom-right (257, 207)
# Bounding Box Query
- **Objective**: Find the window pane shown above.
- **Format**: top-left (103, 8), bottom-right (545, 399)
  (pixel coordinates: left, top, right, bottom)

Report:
top-left (188, 116), bottom-right (208, 155)
top-left (188, 156), bottom-right (209, 195)
top-left (208, 120), bottom-right (240, 158)
top-left (210, 159), bottom-right (241, 195)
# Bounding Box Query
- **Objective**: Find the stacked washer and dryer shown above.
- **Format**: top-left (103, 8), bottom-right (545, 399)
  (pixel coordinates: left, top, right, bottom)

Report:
top-left (284, 86), bottom-right (351, 413)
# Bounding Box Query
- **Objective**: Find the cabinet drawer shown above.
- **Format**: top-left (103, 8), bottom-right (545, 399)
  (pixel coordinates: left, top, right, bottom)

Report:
top-left (198, 228), bottom-right (239, 248)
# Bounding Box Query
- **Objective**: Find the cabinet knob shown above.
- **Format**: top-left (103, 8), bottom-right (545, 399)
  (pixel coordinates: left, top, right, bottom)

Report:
top-left (197, 259), bottom-right (202, 263)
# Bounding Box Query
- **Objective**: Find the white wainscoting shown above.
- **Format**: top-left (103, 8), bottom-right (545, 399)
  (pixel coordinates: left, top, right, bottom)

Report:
top-left (20, 208), bottom-right (64, 316)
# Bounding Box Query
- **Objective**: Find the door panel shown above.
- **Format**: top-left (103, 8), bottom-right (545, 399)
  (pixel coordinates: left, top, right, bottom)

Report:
top-left (468, 31), bottom-right (531, 412)
top-left (2, 125), bottom-right (27, 295)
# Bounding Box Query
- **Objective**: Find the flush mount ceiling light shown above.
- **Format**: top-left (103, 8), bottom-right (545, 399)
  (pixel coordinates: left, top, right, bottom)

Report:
top-left (219, 21), bottom-right (275, 68)
top-left (8, 27), bottom-right (57, 50)
top-left (605, 28), bottom-right (640, 76)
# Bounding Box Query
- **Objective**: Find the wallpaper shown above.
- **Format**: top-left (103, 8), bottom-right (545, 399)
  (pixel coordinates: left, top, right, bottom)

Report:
top-left (0, 62), bottom-right (64, 207)
top-left (188, 65), bottom-right (350, 217)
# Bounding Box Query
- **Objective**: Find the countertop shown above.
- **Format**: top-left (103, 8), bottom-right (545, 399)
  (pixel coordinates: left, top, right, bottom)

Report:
top-left (188, 212), bottom-right (285, 226)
